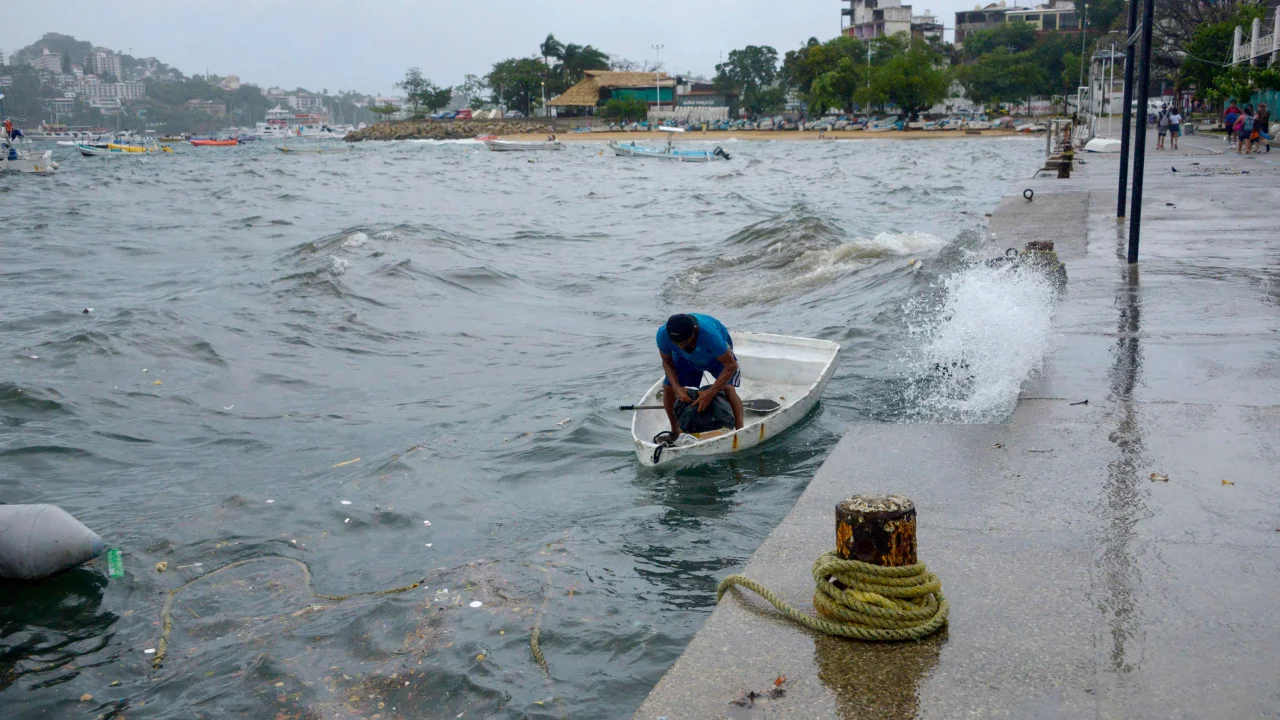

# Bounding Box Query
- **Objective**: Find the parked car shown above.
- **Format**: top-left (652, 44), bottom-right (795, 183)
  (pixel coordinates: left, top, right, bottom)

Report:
top-left (504, 110), bottom-right (524, 118)
top-left (454, 109), bottom-right (473, 120)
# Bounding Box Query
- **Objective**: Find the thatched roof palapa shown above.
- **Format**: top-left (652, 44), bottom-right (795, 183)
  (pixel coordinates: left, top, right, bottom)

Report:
top-left (548, 71), bottom-right (677, 107)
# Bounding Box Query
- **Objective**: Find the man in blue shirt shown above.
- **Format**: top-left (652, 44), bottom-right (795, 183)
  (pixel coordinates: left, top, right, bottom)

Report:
top-left (656, 313), bottom-right (744, 440)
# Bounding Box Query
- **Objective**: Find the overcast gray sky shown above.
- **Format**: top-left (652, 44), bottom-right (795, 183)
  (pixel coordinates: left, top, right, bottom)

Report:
top-left (6, 0), bottom-right (983, 95)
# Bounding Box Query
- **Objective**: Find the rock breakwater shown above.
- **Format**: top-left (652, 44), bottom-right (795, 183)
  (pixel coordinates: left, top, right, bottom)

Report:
top-left (345, 120), bottom-right (554, 142)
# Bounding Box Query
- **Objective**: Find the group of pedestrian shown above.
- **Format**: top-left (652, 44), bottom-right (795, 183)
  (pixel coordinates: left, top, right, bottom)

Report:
top-left (1155, 103), bottom-right (1182, 150)
top-left (1222, 100), bottom-right (1272, 154)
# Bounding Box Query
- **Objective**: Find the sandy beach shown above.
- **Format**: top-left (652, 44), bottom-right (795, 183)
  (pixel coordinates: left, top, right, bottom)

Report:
top-left (502, 128), bottom-right (1027, 142)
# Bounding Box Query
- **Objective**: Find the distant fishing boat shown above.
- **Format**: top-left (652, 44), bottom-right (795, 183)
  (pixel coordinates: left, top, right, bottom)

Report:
top-left (629, 332), bottom-right (840, 467)
top-left (483, 139), bottom-right (563, 152)
top-left (608, 127), bottom-right (729, 162)
top-left (865, 118), bottom-right (903, 132)
top-left (190, 138), bottom-right (238, 147)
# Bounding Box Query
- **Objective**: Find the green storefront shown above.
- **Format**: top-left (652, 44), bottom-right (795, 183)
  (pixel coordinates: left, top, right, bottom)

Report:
top-left (610, 88), bottom-right (674, 104)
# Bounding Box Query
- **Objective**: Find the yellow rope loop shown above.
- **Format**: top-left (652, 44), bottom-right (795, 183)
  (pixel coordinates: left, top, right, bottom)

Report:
top-left (716, 551), bottom-right (948, 642)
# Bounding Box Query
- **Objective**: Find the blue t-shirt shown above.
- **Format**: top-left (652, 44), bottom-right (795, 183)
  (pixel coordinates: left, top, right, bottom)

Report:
top-left (656, 313), bottom-right (732, 369)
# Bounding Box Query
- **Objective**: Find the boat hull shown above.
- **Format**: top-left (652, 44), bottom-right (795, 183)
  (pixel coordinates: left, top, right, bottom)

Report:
top-left (608, 141), bottom-right (727, 161)
top-left (1, 149), bottom-right (58, 173)
top-left (483, 140), bottom-right (563, 151)
top-left (630, 332), bottom-right (840, 467)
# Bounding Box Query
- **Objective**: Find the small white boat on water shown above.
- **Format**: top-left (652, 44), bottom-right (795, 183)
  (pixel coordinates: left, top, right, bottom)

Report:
top-left (483, 139), bottom-right (563, 152)
top-left (630, 332), bottom-right (840, 467)
top-left (609, 126), bottom-right (730, 162)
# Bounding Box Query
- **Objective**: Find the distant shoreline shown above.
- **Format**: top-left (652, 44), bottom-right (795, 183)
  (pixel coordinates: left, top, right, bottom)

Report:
top-left (502, 129), bottom-right (1027, 142)
top-left (345, 120), bottom-right (1033, 143)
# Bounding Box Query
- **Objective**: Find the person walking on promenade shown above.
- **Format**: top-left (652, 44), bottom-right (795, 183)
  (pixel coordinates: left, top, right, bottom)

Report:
top-left (1255, 103), bottom-right (1271, 153)
top-left (1156, 104), bottom-right (1171, 149)
top-left (1169, 107), bottom-right (1182, 150)
top-left (1224, 100), bottom-right (1240, 149)
top-left (1236, 106), bottom-right (1256, 155)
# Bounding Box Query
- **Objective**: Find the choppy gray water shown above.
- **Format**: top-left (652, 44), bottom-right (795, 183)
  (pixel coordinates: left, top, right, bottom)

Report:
top-left (1, 137), bottom-right (1044, 718)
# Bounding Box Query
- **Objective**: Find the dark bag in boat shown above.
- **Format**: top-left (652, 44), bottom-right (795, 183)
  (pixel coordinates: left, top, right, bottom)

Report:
top-left (674, 386), bottom-right (735, 433)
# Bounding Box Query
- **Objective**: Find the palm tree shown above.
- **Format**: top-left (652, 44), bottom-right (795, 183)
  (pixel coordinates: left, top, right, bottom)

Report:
top-left (540, 34), bottom-right (565, 65)
top-left (559, 44), bottom-right (611, 86)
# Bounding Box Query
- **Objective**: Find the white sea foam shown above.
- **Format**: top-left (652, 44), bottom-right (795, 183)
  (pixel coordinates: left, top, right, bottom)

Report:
top-left (867, 231), bottom-right (947, 255)
top-left (901, 260), bottom-right (1056, 423)
top-left (341, 231), bottom-right (369, 248)
top-left (328, 256), bottom-right (351, 275)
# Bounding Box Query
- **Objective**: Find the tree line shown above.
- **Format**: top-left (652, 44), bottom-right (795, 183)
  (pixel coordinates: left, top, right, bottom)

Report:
top-left (386, 2), bottom-right (1279, 123)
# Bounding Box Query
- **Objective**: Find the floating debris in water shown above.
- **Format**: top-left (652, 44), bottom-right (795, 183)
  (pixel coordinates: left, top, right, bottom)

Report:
top-left (333, 457), bottom-right (360, 468)
top-left (557, 417), bottom-right (571, 426)
top-left (155, 561), bottom-right (168, 573)
top-left (469, 600), bottom-right (483, 608)
top-left (1221, 479), bottom-right (1234, 486)
top-left (79, 694), bottom-right (93, 702)
top-left (340, 500), bottom-right (352, 505)
top-left (423, 520), bottom-right (431, 526)
top-left (344, 518), bottom-right (350, 523)
top-left (154, 380), bottom-right (163, 385)
top-left (223, 405), bottom-right (234, 410)
top-left (265, 499), bottom-right (274, 503)
top-left (144, 648), bottom-right (156, 654)
top-left (1150, 473), bottom-right (1169, 482)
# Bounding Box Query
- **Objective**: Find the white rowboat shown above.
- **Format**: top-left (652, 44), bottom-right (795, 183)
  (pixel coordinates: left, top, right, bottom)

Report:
top-left (483, 140), bottom-right (563, 152)
top-left (1, 146), bottom-right (58, 173)
top-left (631, 332), bottom-right (840, 467)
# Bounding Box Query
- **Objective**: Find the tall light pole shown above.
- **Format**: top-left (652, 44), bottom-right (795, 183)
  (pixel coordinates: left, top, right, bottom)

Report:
top-left (652, 44), bottom-right (664, 114)
top-left (1077, 2), bottom-right (1089, 90)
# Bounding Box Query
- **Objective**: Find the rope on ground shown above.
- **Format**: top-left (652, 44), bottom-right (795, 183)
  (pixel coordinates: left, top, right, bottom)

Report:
top-left (153, 556), bottom-right (424, 670)
top-left (716, 551), bottom-right (948, 642)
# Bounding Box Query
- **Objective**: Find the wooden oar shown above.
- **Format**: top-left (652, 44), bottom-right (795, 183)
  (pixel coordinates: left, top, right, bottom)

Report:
top-left (619, 398), bottom-right (781, 413)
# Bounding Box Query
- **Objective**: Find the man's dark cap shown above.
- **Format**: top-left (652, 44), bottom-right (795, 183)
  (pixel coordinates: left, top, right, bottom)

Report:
top-left (666, 314), bottom-right (696, 342)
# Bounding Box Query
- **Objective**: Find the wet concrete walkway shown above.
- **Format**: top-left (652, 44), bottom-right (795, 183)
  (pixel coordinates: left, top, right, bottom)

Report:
top-left (635, 130), bottom-right (1280, 719)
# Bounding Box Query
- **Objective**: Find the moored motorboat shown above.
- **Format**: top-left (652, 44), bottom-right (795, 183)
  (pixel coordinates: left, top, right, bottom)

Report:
top-left (630, 332), bottom-right (840, 467)
top-left (189, 138), bottom-right (239, 146)
top-left (609, 125), bottom-right (730, 162)
top-left (483, 139), bottom-right (563, 151)
top-left (1, 144), bottom-right (58, 173)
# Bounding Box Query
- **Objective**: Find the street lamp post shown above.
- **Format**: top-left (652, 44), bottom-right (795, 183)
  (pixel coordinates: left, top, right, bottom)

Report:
top-left (652, 44), bottom-right (664, 116)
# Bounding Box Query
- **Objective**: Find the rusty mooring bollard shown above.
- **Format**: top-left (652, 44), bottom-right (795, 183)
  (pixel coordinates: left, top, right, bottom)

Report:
top-left (835, 494), bottom-right (917, 568)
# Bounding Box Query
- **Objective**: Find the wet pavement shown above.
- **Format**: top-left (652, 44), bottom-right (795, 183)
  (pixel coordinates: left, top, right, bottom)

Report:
top-left (635, 129), bottom-right (1280, 719)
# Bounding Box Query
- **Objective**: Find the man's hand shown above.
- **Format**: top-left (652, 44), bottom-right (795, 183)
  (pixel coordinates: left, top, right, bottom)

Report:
top-left (676, 388), bottom-right (693, 404)
top-left (693, 391), bottom-right (713, 412)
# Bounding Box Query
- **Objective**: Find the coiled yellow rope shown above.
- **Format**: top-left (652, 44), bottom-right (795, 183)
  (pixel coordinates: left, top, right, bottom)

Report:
top-left (716, 551), bottom-right (948, 641)
top-left (153, 556), bottom-right (423, 669)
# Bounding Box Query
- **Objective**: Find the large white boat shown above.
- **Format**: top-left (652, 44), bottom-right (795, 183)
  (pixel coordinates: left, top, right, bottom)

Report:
top-left (21, 123), bottom-right (110, 143)
top-left (254, 106), bottom-right (352, 140)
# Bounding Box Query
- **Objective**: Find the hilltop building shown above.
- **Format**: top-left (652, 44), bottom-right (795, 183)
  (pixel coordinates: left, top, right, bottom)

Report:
top-left (1005, 0), bottom-right (1081, 32)
top-left (88, 50), bottom-right (122, 79)
top-left (0, 49), bottom-right (6, 67)
top-left (187, 99), bottom-right (227, 117)
top-left (69, 78), bottom-right (146, 101)
top-left (955, 0), bottom-right (1082, 47)
top-left (219, 75), bottom-right (241, 91)
top-left (28, 48), bottom-right (63, 73)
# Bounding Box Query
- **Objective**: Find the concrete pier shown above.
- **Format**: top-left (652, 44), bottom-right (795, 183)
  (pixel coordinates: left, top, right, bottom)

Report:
top-left (635, 131), bottom-right (1280, 719)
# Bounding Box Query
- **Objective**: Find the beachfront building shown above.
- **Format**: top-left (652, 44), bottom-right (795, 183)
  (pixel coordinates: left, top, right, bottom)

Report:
top-left (843, 0), bottom-right (944, 41)
top-left (955, 2), bottom-right (1011, 46)
top-left (912, 12), bottom-right (945, 42)
top-left (844, 0), bottom-right (913, 39)
top-left (1004, 0), bottom-right (1081, 33)
top-left (547, 71), bottom-right (676, 115)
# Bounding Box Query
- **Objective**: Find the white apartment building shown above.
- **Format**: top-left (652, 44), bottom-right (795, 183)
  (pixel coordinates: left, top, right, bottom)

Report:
top-left (844, 0), bottom-right (914, 39)
top-left (71, 79), bottom-right (146, 100)
top-left (88, 50), bottom-right (123, 79)
top-left (29, 49), bottom-right (63, 73)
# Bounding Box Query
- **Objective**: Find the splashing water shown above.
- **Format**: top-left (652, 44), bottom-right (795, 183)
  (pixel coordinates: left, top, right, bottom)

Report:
top-left (901, 260), bottom-right (1057, 423)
